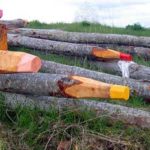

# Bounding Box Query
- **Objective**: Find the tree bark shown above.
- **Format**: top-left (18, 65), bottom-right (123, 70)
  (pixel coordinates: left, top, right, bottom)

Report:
top-left (0, 19), bottom-right (28, 29)
top-left (7, 34), bottom-right (131, 61)
top-left (0, 73), bottom-right (130, 100)
top-left (41, 60), bottom-right (150, 99)
top-left (2, 92), bottom-right (150, 128)
top-left (9, 28), bottom-right (150, 47)
top-left (7, 34), bottom-right (150, 81)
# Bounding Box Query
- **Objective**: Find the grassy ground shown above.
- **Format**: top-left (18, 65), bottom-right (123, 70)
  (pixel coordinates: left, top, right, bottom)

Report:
top-left (0, 21), bottom-right (150, 149)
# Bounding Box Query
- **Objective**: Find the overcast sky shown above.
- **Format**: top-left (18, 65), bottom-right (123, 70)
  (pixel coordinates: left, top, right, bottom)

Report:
top-left (0, 0), bottom-right (150, 27)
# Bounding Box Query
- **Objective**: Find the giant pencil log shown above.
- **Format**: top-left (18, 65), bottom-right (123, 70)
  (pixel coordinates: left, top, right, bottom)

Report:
top-left (9, 28), bottom-right (150, 47)
top-left (0, 19), bottom-right (28, 29)
top-left (8, 34), bottom-right (150, 80)
top-left (2, 92), bottom-right (150, 128)
top-left (91, 43), bottom-right (150, 60)
top-left (41, 60), bottom-right (150, 99)
top-left (0, 73), bottom-right (129, 100)
top-left (8, 34), bottom-right (131, 61)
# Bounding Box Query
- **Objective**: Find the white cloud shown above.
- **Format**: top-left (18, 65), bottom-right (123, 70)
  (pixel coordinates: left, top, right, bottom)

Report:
top-left (0, 0), bottom-right (150, 27)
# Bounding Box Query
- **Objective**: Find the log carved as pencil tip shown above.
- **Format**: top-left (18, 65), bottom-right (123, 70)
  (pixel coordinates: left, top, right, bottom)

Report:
top-left (58, 75), bottom-right (130, 100)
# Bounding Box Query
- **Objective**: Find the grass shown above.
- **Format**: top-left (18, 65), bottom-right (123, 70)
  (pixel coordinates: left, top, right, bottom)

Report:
top-left (28, 20), bottom-right (150, 37)
top-left (1, 21), bottom-right (150, 149)
top-left (0, 93), bottom-right (150, 150)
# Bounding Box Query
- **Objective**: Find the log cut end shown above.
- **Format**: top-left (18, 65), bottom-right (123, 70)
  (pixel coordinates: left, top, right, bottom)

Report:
top-left (92, 47), bottom-right (132, 61)
top-left (17, 53), bottom-right (42, 72)
top-left (60, 75), bottom-right (130, 100)
top-left (110, 85), bottom-right (130, 100)
top-left (0, 51), bottom-right (41, 73)
top-left (0, 24), bottom-right (8, 50)
top-left (0, 9), bottom-right (3, 18)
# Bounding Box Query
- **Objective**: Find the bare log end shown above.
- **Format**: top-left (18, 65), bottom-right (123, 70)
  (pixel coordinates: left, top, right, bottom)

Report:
top-left (0, 51), bottom-right (41, 73)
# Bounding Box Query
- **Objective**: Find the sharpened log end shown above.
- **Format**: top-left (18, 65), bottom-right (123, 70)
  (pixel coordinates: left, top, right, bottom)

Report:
top-left (110, 85), bottom-right (130, 100)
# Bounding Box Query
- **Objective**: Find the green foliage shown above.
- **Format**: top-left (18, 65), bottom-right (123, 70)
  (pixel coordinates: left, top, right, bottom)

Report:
top-left (126, 23), bottom-right (145, 31)
top-left (81, 21), bottom-right (91, 27)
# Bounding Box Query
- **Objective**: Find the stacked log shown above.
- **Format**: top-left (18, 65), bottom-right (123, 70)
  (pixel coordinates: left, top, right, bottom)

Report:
top-left (0, 73), bottom-right (130, 100)
top-left (41, 60), bottom-right (150, 98)
top-left (3, 92), bottom-right (150, 128)
top-left (9, 28), bottom-right (150, 57)
top-left (0, 24), bottom-right (150, 129)
top-left (0, 19), bottom-right (28, 29)
top-left (8, 34), bottom-right (150, 80)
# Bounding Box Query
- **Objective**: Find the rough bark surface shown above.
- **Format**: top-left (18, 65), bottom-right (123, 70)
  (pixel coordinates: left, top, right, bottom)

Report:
top-left (8, 34), bottom-right (150, 81)
top-left (41, 60), bottom-right (150, 98)
top-left (0, 73), bottom-right (124, 99)
top-left (0, 19), bottom-right (28, 29)
top-left (2, 92), bottom-right (150, 128)
top-left (9, 28), bottom-right (150, 47)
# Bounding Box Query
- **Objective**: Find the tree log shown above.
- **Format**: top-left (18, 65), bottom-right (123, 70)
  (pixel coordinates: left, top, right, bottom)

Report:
top-left (41, 60), bottom-right (150, 99)
top-left (0, 19), bottom-right (28, 29)
top-left (9, 28), bottom-right (150, 47)
top-left (0, 73), bottom-right (130, 100)
top-left (7, 34), bottom-right (131, 61)
top-left (0, 51), bottom-right (41, 73)
top-left (0, 24), bottom-right (7, 50)
top-left (7, 34), bottom-right (150, 80)
top-left (2, 92), bottom-right (150, 128)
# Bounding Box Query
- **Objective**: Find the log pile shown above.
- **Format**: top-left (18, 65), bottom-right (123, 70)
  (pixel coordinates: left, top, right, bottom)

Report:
top-left (0, 19), bottom-right (150, 128)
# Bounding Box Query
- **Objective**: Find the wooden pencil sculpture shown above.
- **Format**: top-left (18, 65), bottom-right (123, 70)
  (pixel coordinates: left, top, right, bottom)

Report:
top-left (0, 73), bottom-right (130, 100)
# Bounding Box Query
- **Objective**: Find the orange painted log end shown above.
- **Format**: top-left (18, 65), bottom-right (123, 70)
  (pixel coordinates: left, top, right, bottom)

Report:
top-left (92, 47), bottom-right (132, 61)
top-left (0, 24), bottom-right (8, 50)
top-left (0, 51), bottom-right (41, 73)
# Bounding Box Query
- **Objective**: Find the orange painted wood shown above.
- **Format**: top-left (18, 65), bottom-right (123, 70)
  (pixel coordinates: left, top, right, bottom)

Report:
top-left (0, 24), bottom-right (7, 50)
top-left (0, 51), bottom-right (41, 73)
top-left (60, 75), bottom-right (130, 100)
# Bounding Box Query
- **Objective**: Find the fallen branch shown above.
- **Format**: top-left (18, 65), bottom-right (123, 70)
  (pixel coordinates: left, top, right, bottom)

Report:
top-left (2, 92), bottom-right (150, 128)
top-left (41, 60), bottom-right (150, 99)
top-left (0, 19), bottom-right (28, 29)
top-left (9, 28), bottom-right (150, 47)
top-left (0, 73), bottom-right (129, 100)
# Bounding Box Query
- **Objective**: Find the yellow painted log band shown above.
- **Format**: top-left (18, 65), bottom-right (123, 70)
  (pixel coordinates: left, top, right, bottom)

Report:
top-left (110, 85), bottom-right (130, 100)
